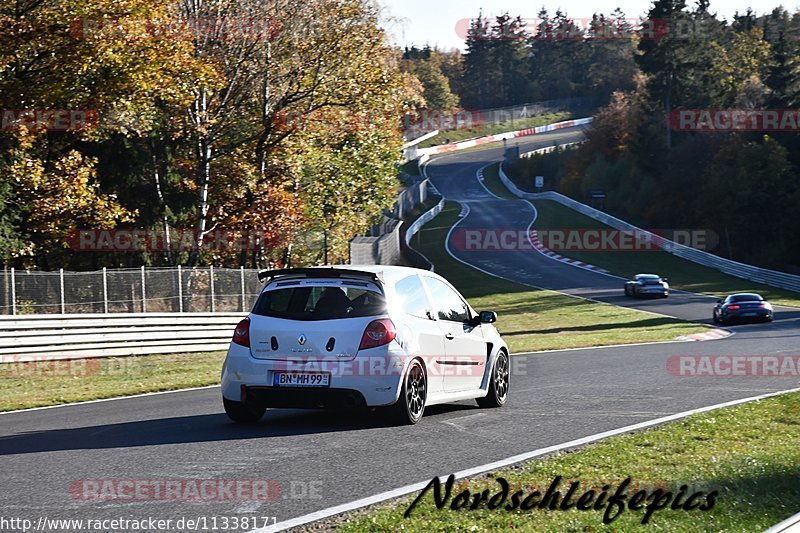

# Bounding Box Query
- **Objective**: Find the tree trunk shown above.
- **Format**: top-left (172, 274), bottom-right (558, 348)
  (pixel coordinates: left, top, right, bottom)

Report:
top-left (189, 86), bottom-right (212, 267)
top-left (151, 139), bottom-right (174, 266)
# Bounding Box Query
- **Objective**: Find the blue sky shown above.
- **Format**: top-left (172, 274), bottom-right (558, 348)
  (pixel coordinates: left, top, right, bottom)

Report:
top-left (378, 0), bottom-right (792, 50)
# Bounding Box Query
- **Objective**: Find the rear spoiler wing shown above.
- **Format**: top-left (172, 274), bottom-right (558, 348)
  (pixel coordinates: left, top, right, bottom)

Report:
top-left (257, 267), bottom-right (384, 285)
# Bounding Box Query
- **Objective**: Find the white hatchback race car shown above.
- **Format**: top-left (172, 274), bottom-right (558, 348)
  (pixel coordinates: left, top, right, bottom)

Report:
top-left (221, 265), bottom-right (510, 425)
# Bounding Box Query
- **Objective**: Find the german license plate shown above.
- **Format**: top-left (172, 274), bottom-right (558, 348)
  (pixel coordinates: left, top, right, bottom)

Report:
top-left (273, 372), bottom-right (330, 387)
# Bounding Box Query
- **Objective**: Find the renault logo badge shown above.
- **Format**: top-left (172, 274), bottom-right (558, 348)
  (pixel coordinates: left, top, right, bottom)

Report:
top-left (298, 335), bottom-right (307, 345)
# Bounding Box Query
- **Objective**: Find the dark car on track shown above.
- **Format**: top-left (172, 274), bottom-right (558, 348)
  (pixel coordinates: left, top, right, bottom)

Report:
top-left (624, 274), bottom-right (669, 298)
top-left (713, 293), bottom-right (773, 325)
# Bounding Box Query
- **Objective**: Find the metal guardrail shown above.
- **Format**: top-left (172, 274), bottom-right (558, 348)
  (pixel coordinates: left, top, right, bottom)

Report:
top-left (0, 313), bottom-right (244, 360)
top-left (498, 163), bottom-right (800, 293)
top-left (405, 199), bottom-right (445, 248)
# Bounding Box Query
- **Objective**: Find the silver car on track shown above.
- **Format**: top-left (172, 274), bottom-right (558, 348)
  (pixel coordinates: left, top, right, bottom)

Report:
top-left (624, 273), bottom-right (670, 298)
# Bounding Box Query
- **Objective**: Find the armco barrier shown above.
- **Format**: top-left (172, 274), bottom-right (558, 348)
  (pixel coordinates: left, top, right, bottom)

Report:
top-left (0, 313), bottom-right (244, 360)
top-left (498, 163), bottom-right (800, 293)
top-left (405, 199), bottom-right (445, 248)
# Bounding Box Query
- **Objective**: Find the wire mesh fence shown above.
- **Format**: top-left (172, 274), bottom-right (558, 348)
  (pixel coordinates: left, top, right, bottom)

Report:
top-left (0, 266), bottom-right (264, 315)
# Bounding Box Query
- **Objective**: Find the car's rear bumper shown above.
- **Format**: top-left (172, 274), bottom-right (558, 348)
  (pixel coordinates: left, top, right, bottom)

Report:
top-left (637, 290), bottom-right (669, 297)
top-left (723, 310), bottom-right (772, 322)
top-left (243, 385), bottom-right (367, 409)
top-left (221, 342), bottom-right (405, 408)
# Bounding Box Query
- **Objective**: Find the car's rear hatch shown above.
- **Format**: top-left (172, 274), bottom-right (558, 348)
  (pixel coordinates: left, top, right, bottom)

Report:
top-left (248, 273), bottom-right (387, 362)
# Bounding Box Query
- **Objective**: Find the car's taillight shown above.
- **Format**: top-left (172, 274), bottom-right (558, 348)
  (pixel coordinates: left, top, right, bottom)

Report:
top-left (759, 303), bottom-right (768, 308)
top-left (727, 305), bottom-right (740, 310)
top-left (359, 319), bottom-right (397, 350)
top-left (232, 317), bottom-right (251, 347)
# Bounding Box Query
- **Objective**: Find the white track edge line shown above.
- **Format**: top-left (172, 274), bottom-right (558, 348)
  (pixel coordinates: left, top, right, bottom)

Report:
top-left (765, 510), bottom-right (800, 532)
top-left (251, 386), bottom-right (800, 532)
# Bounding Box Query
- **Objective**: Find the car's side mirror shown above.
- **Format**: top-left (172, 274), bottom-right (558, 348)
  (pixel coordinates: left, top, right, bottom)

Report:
top-left (716, 299), bottom-right (723, 304)
top-left (662, 277), bottom-right (669, 282)
top-left (479, 311), bottom-right (497, 324)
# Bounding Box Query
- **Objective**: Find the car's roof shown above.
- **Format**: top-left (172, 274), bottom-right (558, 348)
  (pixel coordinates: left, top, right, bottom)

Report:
top-left (634, 273), bottom-right (660, 279)
top-left (269, 265), bottom-right (435, 283)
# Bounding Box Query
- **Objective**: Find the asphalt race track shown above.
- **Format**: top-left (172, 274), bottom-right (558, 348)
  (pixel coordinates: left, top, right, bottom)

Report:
top-left (2, 129), bottom-right (799, 529)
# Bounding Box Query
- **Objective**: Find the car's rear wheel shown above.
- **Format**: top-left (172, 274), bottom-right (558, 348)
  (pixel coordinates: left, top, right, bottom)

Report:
top-left (223, 397), bottom-right (266, 423)
top-left (477, 351), bottom-right (509, 408)
top-left (389, 359), bottom-right (426, 425)
top-left (624, 285), bottom-right (631, 297)
top-left (712, 311), bottom-right (721, 324)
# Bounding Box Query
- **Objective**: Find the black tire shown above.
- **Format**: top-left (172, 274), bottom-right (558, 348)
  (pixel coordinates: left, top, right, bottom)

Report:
top-left (223, 397), bottom-right (266, 423)
top-left (477, 351), bottom-right (509, 408)
top-left (389, 359), bottom-right (427, 425)
top-left (712, 312), bottom-right (721, 324)
top-left (624, 285), bottom-right (631, 297)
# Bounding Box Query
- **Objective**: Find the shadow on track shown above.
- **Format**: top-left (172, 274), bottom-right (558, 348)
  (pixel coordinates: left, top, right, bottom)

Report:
top-left (0, 403), bottom-right (479, 455)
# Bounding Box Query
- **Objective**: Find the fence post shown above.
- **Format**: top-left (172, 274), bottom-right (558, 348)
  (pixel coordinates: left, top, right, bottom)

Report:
top-left (209, 265), bottom-right (215, 313)
top-left (177, 265), bottom-right (183, 313)
top-left (102, 267), bottom-right (108, 313)
top-left (141, 265), bottom-right (146, 313)
top-left (10, 267), bottom-right (15, 316)
top-left (240, 266), bottom-right (245, 312)
top-left (59, 268), bottom-right (65, 314)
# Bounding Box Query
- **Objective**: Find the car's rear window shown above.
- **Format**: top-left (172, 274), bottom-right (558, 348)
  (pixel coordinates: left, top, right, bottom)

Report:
top-left (642, 278), bottom-right (662, 285)
top-left (252, 284), bottom-right (386, 320)
top-left (731, 294), bottom-right (763, 302)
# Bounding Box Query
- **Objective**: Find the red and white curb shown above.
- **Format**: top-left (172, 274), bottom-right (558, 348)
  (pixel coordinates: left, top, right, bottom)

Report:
top-left (677, 328), bottom-right (733, 342)
top-left (416, 117), bottom-right (593, 157)
top-left (529, 231), bottom-right (610, 273)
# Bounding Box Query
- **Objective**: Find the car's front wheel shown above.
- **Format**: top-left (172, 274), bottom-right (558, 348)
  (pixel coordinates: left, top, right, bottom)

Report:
top-left (477, 351), bottom-right (509, 408)
top-left (223, 397), bottom-right (266, 423)
top-left (389, 359), bottom-right (427, 425)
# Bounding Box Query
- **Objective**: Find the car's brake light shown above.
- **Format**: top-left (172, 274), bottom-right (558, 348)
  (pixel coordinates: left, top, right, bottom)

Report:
top-left (727, 305), bottom-right (741, 310)
top-left (232, 317), bottom-right (251, 347)
top-left (359, 319), bottom-right (397, 350)
top-left (759, 303), bottom-right (768, 308)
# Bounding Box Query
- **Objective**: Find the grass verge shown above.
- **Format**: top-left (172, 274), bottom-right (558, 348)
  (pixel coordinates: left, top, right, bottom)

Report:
top-left (531, 199), bottom-right (800, 308)
top-left (480, 162), bottom-right (518, 200)
top-left (332, 390), bottom-right (800, 532)
top-left (0, 351), bottom-right (225, 412)
top-left (411, 202), bottom-right (708, 353)
top-left (419, 112), bottom-right (571, 148)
